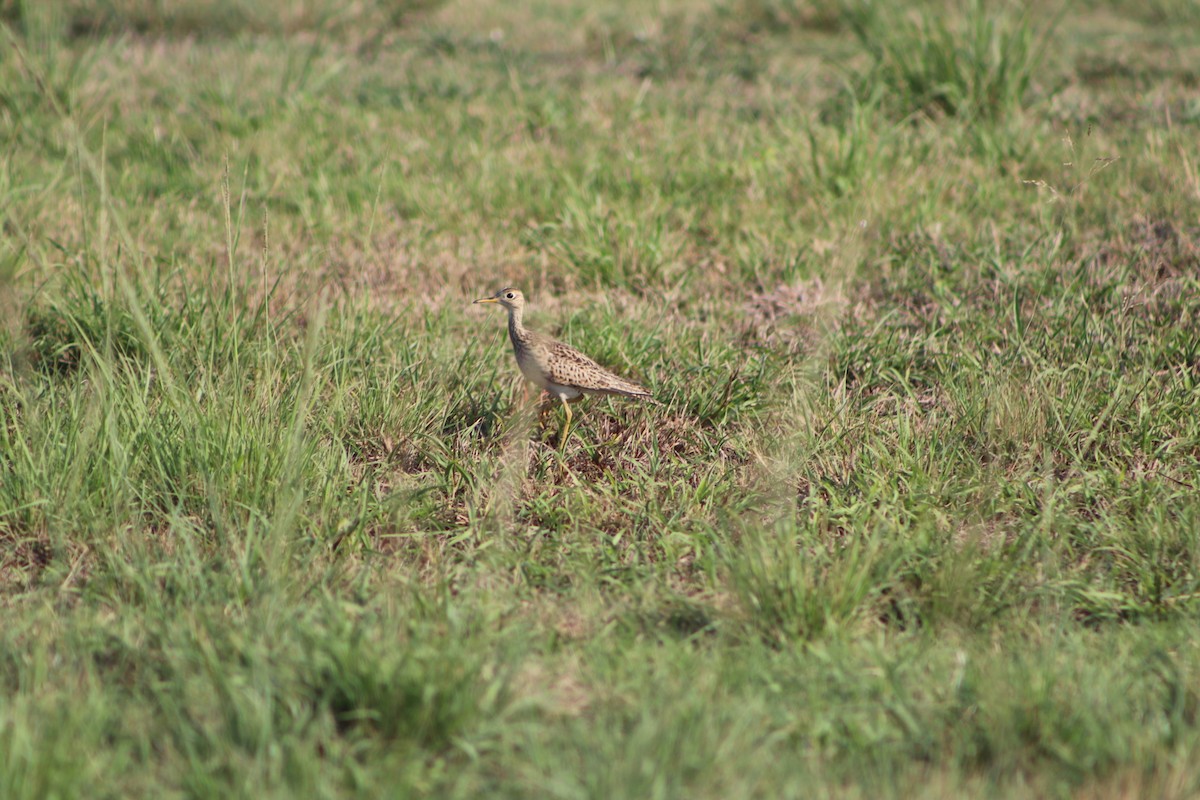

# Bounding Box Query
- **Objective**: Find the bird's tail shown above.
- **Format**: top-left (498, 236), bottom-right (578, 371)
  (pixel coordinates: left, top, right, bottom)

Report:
top-left (597, 379), bottom-right (657, 402)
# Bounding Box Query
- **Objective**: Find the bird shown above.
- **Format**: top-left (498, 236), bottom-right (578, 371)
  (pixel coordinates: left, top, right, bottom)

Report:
top-left (473, 287), bottom-right (654, 442)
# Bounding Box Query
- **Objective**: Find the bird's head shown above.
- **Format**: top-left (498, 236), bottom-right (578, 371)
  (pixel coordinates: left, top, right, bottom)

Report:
top-left (473, 287), bottom-right (525, 312)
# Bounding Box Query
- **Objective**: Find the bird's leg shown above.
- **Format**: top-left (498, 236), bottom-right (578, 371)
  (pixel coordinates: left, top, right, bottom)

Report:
top-left (559, 396), bottom-right (573, 447)
top-left (534, 390), bottom-right (553, 427)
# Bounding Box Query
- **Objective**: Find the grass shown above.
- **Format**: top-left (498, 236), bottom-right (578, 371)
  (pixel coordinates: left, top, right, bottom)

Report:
top-left (2, 0), bottom-right (1200, 796)
top-left (841, 0), bottom-right (1064, 121)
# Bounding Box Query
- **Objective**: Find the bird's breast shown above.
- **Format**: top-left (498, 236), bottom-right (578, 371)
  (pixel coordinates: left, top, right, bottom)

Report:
top-left (515, 349), bottom-right (550, 388)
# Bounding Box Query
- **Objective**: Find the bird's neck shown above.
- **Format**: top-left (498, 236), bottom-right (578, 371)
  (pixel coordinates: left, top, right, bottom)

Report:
top-left (506, 307), bottom-right (526, 345)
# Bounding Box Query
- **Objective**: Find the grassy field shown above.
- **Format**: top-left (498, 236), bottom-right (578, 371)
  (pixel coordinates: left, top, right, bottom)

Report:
top-left (2, 0), bottom-right (1200, 796)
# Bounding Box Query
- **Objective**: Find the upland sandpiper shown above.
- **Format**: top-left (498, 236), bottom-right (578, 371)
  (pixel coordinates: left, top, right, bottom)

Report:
top-left (474, 287), bottom-right (654, 440)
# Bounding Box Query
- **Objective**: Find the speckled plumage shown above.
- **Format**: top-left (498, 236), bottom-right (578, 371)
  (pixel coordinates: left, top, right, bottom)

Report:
top-left (473, 287), bottom-right (653, 438)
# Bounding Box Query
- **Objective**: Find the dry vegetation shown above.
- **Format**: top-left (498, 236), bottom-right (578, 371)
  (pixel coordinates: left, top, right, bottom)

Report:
top-left (2, 0), bottom-right (1200, 796)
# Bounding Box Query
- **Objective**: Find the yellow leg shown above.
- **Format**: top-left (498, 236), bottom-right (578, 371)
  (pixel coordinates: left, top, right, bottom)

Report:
top-left (560, 396), bottom-right (573, 444)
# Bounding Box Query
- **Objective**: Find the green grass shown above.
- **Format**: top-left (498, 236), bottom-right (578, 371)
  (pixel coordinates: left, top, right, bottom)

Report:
top-left (2, 0), bottom-right (1200, 796)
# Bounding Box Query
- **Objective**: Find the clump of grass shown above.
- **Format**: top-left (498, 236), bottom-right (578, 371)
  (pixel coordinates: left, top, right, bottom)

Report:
top-left (844, 0), bottom-right (1064, 121)
top-left (520, 190), bottom-right (685, 291)
top-left (805, 89), bottom-right (891, 198)
top-left (297, 601), bottom-right (519, 747)
top-left (724, 522), bottom-right (889, 645)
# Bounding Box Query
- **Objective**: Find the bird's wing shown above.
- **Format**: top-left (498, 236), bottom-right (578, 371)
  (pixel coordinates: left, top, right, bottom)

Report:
top-left (544, 340), bottom-right (652, 398)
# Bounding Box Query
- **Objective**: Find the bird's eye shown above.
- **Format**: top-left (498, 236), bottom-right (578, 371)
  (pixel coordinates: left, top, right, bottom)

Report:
top-left (505, 292), bottom-right (514, 299)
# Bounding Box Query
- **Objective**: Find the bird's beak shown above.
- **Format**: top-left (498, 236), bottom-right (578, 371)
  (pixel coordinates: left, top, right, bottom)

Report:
top-left (473, 297), bottom-right (498, 305)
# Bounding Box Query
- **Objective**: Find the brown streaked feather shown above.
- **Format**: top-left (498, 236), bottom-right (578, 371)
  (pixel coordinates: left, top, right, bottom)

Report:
top-left (539, 337), bottom-right (652, 398)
